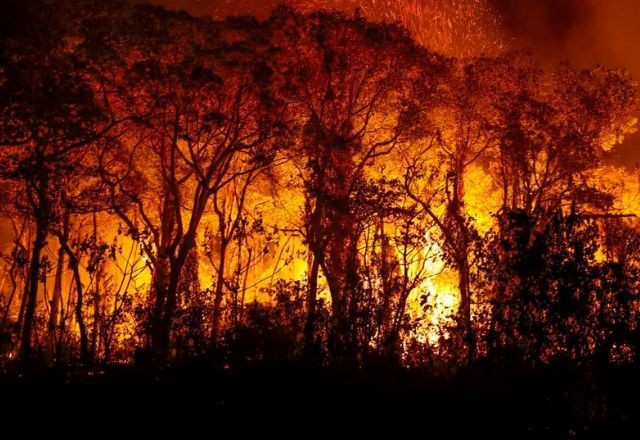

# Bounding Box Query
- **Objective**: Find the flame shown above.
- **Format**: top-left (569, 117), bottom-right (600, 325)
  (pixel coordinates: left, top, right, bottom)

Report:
top-left (1, 1), bottom-right (637, 365)
top-left (406, 230), bottom-right (460, 345)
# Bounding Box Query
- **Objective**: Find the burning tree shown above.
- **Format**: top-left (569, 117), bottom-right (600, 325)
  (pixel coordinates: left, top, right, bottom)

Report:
top-left (0, 0), bottom-right (114, 362)
top-left (92, 8), bottom-right (287, 359)
top-left (267, 7), bottom-right (447, 363)
top-left (0, 0), bottom-right (638, 373)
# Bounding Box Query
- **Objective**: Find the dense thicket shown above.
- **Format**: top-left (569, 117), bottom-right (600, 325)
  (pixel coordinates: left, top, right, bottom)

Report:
top-left (0, 0), bottom-right (638, 373)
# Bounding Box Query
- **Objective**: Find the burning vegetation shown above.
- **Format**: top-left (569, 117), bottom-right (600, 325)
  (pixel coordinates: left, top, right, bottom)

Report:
top-left (1, 0), bottom-right (640, 432)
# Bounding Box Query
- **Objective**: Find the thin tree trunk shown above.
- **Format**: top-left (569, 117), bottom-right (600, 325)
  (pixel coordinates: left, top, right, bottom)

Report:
top-left (239, 247), bottom-right (251, 326)
top-left (458, 254), bottom-right (474, 358)
top-left (304, 253), bottom-right (320, 360)
top-left (47, 245), bottom-right (65, 363)
top-left (231, 239), bottom-right (243, 331)
top-left (19, 219), bottom-right (46, 363)
top-left (68, 253), bottom-right (89, 365)
top-left (92, 273), bottom-right (100, 360)
top-left (211, 238), bottom-right (228, 345)
top-left (91, 211), bottom-right (100, 360)
top-left (450, 186), bottom-right (474, 359)
top-left (0, 224), bottom-right (27, 335)
top-left (17, 278), bottom-right (28, 336)
top-left (0, 273), bottom-right (18, 335)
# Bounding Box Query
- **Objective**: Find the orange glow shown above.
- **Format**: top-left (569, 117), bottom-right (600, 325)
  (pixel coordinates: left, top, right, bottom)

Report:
top-left (1, 0), bottom-right (638, 367)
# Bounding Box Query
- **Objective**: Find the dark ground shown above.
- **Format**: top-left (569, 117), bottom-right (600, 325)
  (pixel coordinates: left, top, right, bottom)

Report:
top-left (1, 360), bottom-right (639, 436)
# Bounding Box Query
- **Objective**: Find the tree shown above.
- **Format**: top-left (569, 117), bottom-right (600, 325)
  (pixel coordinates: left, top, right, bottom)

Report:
top-left (96, 11), bottom-right (287, 359)
top-left (400, 53), bottom-right (517, 359)
top-left (0, 0), bottom-right (109, 362)
top-left (490, 63), bottom-right (637, 217)
top-left (267, 8), bottom-right (433, 363)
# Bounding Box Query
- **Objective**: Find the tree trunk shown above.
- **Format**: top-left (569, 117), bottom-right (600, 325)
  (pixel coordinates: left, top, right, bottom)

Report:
top-left (0, 272), bottom-right (18, 335)
top-left (323, 257), bottom-right (357, 366)
top-left (325, 272), bottom-right (348, 364)
top-left (304, 253), bottom-right (320, 360)
top-left (309, 194), bottom-right (359, 365)
top-left (19, 219), bottom-right (46, 363)
top-left (92, 274), bottom-right (100, 360)
top-left (457, 254), bottom-right (474, 358)
top-left (239, 247), bottom-right (251, 326)
top-left (46, 245), bottom-right (65, 364)
top-left (151, 270), bottom-right (179, 361)
top-left (211, 238), bottom-right (229, 345)
top-left (150, 236), bottom-right (194, 360)
top-left (449, 174), bottom-right (474, 359)
top-left (150, 255), bottom-right (169, 353)
top-left (378, 216), bottom-right (398, 351)
top-left (68, 253), bottom-right (89, 365)
top-left (91, 211), bottom-right (100, 360)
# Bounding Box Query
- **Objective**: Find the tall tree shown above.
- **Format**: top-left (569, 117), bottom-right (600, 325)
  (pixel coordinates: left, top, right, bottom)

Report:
top-left (0, 0), bottom-right (108, 362)
top-left (490, 63), bottom-right (637, 216)
top-left (97, 11), bottom-right (286, 358)
top-left (269, 8), bottom-right (435, 362)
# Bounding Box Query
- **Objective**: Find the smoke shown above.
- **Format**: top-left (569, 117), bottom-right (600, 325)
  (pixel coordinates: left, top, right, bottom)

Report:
top-left (492, 0), bottom-right (591, 44)
top-left (135, 0), bottom-right (281, 19)
top-left (488, 0), bottom-right (640, 166)
top-left (140, 0), bottom-right (640, 164)
top-left (147, 1), bottom-right (639, 70)
top-left (491, 0), bottom-right (636, 69)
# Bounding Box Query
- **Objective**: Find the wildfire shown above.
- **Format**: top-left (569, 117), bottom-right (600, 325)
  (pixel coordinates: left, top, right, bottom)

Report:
top-left (0, 0), bottom-right (638, 368)
top-left (406, 229), bottom-right (460, 345)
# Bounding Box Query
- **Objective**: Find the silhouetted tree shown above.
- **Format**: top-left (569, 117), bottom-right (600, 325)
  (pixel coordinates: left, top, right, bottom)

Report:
top-left (0, 0), bottom-right (110, 362)
top-left (268, 7), bottom-right (435, 363)
top-left (94, 10), bottom-right (287, 359)
top-left (490, 62), bottom-right (637, 216)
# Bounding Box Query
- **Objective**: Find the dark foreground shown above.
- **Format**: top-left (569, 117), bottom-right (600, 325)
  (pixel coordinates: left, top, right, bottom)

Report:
top-left (1, 360), bottom-right (639, 436)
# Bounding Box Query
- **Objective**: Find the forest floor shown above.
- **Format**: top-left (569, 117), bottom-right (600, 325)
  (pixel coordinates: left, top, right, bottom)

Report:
top-left (1, 359), bottom-right (639, 436)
